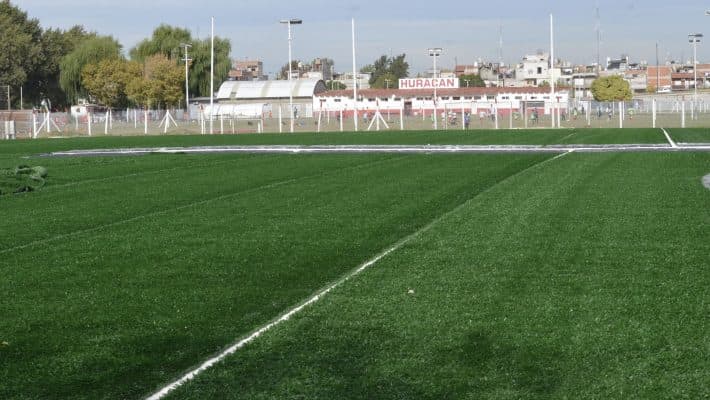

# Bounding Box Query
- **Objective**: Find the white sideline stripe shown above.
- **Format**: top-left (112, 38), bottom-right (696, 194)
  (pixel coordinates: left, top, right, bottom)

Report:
top-left (144, 151), bottom-right (570, 400)
top-left (47, 143), bottom-right (710, 157)
top-left (661, 128), bottom-right (678, 148)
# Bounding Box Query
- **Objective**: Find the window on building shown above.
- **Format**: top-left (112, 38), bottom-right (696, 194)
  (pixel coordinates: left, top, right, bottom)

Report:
top-left (537, 67), bottom-right (543, 74)
top-left (474, 96), bottom-right (481, 100)
top-left (380, 98), bottom-right (389, 102)
top-left (367, 98), bottom-right (375, 102)
top-left (334, 99), bottom-right (341, 102)
top-left (453, 96), bottom-right (460, 100)
top-left (501, 96), bottom-right (509, 100)
top-left (464, 96), bottom-right (472, 100)
top-left (515, 96), bottom-right (522, 100)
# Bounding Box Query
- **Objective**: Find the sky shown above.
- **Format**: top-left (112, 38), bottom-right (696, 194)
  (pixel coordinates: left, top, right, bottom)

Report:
top-left (12, 0), bottom-right (710, 77)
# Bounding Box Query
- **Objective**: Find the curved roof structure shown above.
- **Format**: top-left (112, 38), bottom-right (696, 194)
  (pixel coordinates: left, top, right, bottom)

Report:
top-left (216, 79), bottom-right (327, 101)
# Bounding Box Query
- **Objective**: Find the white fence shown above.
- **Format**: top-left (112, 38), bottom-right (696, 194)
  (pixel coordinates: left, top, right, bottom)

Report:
top-left (1, 99), bottom-right (710, 139)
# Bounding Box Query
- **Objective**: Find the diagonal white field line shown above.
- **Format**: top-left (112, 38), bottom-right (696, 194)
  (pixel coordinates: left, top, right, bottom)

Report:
top-left (0, 156), bottom-right (405, 256)
top-left (144, 151), bottom-right (571, 400)
top-left (661, 128), bottom-right (678, 148)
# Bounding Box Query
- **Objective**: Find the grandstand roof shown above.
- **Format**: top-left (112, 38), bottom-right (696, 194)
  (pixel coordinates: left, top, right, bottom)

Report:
top-left (216, 79), bottom-right (327, 100)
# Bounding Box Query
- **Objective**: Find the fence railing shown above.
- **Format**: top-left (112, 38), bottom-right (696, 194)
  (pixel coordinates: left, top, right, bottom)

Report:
top-left (2, 100), bottom-right (710, 140)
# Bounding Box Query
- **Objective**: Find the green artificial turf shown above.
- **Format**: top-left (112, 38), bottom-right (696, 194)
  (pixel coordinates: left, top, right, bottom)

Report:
top-left (166, 152), bottom-right (710, 400)
top-left (0, 152), bottom-right (551, 399)
top-left (666, 128), bottom-right (710, 143)
top-left (553, 128), bottom-right (666, 144)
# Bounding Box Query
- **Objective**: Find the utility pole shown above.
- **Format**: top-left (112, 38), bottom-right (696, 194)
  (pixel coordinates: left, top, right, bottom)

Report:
top-left (180, 43), bottom-right (192, 112)
top-left (428, 48), bottom-right (442, 130)
top-left (689, 33), bottom-right (702, 117)
top-left (655, 42), bottom-right (660, 92)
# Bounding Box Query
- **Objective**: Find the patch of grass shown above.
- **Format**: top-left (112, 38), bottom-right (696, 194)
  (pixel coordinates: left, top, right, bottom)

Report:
top-left (554, 128), bottom-right (666, 144)
top-left (0, 152), bottom-right (550, 399)
top-left (167, 152), bottom-right (710, 400)
top-left (666, 128), bottom-right (710, 143)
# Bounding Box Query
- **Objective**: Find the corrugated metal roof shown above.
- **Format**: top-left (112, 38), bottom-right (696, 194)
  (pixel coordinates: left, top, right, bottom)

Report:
top-left (216, 79), bottom-right (326, 100)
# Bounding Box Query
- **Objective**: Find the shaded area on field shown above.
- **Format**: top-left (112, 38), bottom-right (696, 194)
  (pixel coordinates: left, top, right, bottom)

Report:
top-left (0, 153), bottom-right (551, 399)
top-left (167, 152), bottom-right (710, 400)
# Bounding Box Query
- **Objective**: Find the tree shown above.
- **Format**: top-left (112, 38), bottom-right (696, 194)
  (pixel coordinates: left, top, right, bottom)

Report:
top-left (127, 55), bottom-right (183, 108)
top-left (188, 37), bottom-right (231, 97)
top-left (129, 25), bottom-right (231, 98)
top-left (0, 1), bottom-right (43, 104)
top-left (590, 75), bottom-right (632, 102)
top-left (364, 54), bottom-right (409, 88)
top-left (82, 59), bottom-right (141, 107)
top-left (31, 26), bottom-right (95, 108)
top-left (129, 25), bottom-right (191, 63)
top-left (372, 73), bottom-right (398, 89)
top-left (59, 36), bottom-right (122, 104)
top-left (458, 74), bottom-right (485, 87)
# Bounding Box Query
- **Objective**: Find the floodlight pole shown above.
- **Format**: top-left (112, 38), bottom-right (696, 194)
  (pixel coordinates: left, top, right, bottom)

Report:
top-left (428, 48), bottom-right (442, 130)
top-left (181, 43), bottom-right (192, 113)
top-left (281, 18), bottom-right (302, 133)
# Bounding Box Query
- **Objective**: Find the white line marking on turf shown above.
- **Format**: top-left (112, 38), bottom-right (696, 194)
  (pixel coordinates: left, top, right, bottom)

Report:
top-left (144, 151), bottom-right (570, 400)
top-left (661, 128), bottom-right (678, 148)
top-left (46, 143), bottom-right (710, 157)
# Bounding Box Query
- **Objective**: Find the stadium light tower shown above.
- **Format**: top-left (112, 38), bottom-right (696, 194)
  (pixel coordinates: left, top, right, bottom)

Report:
top-left (180, 43), bottom-right (192, 112)
top-left (280, 18), bottom-right (302, 133)
top-left (689, 33), bottom-right (702, 116)
top-left (428, 47), bottom-right (442, 130)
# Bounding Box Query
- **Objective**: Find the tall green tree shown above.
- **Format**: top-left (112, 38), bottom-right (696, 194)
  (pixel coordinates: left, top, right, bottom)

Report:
top-left (129, 25), bottom-right (231, 98)
top-left (188, 37), bottom-right (231, 97)
top-left (59, 36), bottom-right (122, 104)
top-left (31, 25), bottom-right (95, 108)
top-left (126, 55), bottom-right (183, 108)
top-left (129, 25), bottom-right (191, 62)
top-left (363, 54), bottom-right (409, 88)
top-left (0, 0), bottom-right (43, 105)
top-left (82, 59), bottom-right (141, 108)
top-left (590, 75), bottom-right (632, 102)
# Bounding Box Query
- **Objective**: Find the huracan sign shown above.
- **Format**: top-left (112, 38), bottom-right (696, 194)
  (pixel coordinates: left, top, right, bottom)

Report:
top-left (398, 78), bottom-right (459, 90)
